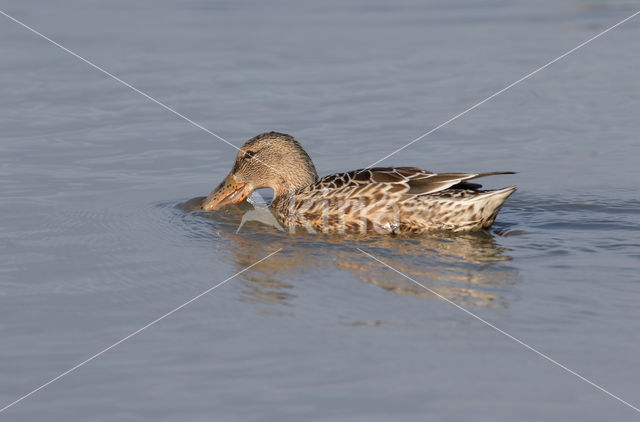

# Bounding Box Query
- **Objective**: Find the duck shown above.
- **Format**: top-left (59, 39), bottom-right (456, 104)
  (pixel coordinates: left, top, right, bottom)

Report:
top-left (202, 131), bottom-right (516, 234)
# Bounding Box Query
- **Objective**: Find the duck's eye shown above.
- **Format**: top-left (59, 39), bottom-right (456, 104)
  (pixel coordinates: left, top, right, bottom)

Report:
top-left (243, 150), bottom-right (255, 160)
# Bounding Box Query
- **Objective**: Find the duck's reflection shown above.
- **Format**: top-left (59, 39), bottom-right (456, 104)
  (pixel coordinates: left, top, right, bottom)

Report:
top-left (182, 198), bottom-right (518, 308)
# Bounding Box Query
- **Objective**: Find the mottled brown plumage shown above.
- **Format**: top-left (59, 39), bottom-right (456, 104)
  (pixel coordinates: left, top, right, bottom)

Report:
top-left (202, 132), bottom-right (516, 234)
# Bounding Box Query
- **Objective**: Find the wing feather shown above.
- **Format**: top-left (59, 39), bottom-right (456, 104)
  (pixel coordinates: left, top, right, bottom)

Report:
top-left (310, 168), bottom-right (515, 196)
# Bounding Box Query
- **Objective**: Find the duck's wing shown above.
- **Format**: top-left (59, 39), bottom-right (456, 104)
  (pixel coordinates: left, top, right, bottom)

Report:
top-left (390, 168), bottom-right (516, 195)
top-left (312, 167), bottom-right (514, 196)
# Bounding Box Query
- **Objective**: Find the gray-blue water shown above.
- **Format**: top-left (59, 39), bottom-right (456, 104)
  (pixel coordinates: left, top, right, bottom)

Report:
top-left (1, 0), bottom-right (639, 420)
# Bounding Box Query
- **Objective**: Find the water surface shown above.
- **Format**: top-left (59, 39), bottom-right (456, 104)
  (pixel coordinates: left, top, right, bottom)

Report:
top-left (1, 0), bottom-right (640, 420)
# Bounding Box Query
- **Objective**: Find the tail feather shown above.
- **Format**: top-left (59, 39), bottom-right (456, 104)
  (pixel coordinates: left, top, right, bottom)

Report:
top-left (472, 186), bottom-right (517, 228)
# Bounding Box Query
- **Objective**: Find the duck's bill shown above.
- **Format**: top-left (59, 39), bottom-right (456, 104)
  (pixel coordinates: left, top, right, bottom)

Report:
top-left (201, 175), bottom-right (251, 211)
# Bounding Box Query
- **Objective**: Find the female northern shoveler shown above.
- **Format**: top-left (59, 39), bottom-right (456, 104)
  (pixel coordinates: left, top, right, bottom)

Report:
top-left (202, 132), bottom-right (516, 234)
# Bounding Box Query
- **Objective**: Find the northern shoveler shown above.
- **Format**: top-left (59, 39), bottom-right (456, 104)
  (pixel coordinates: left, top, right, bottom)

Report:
top-left (202, 132), bottom-right (516, 234)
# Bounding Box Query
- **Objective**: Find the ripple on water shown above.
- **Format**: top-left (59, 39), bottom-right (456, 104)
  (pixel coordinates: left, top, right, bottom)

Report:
top-left (172, 196), bottom-right (520, 308)
top-left (167, 189), bottom-right (640, 309)
top-left (0, 194), bottom-right (221, 299)
top-left (498, 192), bottom-right (640, 260)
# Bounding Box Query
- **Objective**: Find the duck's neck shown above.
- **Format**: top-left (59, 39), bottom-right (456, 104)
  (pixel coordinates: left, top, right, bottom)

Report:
top-left (269, 178), bottom-right (315, 215)
top-left (267, 162), bottom-right (319, 212)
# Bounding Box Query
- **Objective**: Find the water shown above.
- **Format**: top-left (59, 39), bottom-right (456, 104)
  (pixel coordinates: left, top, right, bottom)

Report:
top-left (1, 0), bottom-right (639, 420)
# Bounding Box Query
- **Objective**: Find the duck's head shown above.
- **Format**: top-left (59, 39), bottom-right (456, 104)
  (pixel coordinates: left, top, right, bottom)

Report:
top-left (202, 132), bottom-right (318, 211)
